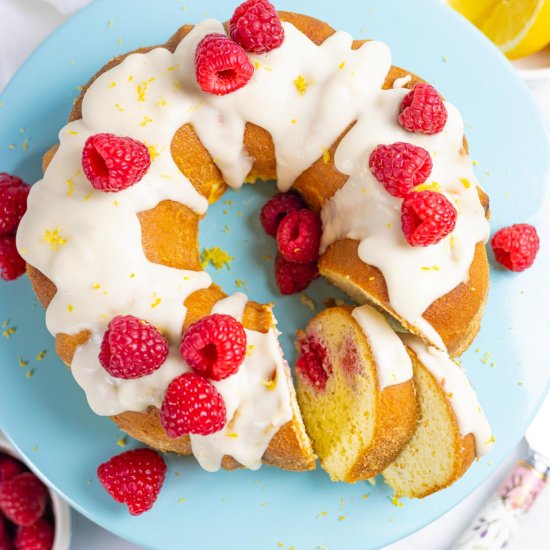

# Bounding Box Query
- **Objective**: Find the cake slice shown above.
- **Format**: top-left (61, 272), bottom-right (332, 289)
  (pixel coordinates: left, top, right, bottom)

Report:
top-left (295, 305), bottom-right (417, 482)
top-left (382, 335), bottom-right (493, 498)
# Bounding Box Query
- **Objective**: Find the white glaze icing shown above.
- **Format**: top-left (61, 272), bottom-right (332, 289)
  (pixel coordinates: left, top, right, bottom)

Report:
top-left (17, 17), bottom-right (489, 469)
top-left (351, 304), bottom-right (412, 389)
top-left (402, 335), bottom-right (493, 456)
top-left (321, 89), bottom-right (489, 349)
top-left (392, 74), bottom-right (411, 88)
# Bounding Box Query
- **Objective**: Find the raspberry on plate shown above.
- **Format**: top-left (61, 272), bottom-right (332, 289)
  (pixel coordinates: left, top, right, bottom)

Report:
top-left (398, 82), bottom-right (447, 135)
top-left (230, 0), bottom-right (285, 54)
top-left (491, 223), bottom-right (539, 272)
top-left (195, 33), bottom-right (254, 95)
top-left (401, 190), bottom-right (457, 246)
top-left (81, 133), bottom-right (151, 192)
top-left (0, 173), bottom-right (30, 236)
top-left (276, 209), bottom-right (322, 263)
top-left (0, 235), bottom-right (26, 282)
top-left (369, 142), bottom-right (433, 198)
top-left (99, 315), bottom-right (169, 379)
top-left (160, 373), bottom-right (227, 437)
top-left (14, 518), bottom-right (54, 550)
top-left (180, 314), bottom-right (247, 381)
top-left (260, 192), bottom-right (305, 237)
top-left (0, 457), bottom-right (24, 484)
top-left (0, 473), bottom-right (47, 527)
top-left (97, 449), bottom-right (166, 516)
top-left (274, 252), bottom-right (319, 295)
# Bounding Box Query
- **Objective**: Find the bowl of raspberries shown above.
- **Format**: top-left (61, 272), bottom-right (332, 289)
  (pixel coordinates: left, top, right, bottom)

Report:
top-left (0, 433), bottom-right (70, 550)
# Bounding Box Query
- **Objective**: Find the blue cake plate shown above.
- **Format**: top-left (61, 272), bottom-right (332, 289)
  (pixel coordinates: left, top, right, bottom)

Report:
top-left (1, 1), bottom-right (549, 548)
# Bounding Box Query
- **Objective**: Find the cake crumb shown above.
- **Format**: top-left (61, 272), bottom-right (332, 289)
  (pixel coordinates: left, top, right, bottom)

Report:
top-left (300, 294), bottom-right (315, 311)
top-left (201, 247), bottom-right (234, 270)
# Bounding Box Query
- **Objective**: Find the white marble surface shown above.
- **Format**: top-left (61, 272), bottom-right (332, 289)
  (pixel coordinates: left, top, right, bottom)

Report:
top-left (1, 0), bottom-right (549, 549)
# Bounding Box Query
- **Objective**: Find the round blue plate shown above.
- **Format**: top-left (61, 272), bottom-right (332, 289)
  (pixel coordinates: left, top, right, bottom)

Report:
top-left (1, 1), bottom-right (549, 548)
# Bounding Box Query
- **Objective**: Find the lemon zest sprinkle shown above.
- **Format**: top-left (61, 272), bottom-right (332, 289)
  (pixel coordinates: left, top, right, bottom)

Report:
top-left (322, 148), bottom-right (330, 164)
top-left (42, 228), bottom-right (67, 251)
top-left (201, 247), bottom-right (234, 270)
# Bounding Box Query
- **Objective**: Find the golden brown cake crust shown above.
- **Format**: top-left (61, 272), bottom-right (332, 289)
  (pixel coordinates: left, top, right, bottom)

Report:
top-left (27, 11), bottom-right (487, 474)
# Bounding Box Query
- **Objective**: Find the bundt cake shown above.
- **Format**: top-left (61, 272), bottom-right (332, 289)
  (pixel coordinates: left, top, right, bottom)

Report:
top-left (383, 335), bottom-right (493, 498)
top-left (16, 2), bottom-right (490, 476)
top-left (295, 305), bottom-right (417, 482)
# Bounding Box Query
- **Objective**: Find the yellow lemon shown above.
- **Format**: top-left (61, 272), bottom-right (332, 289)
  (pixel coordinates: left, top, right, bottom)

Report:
top-left (448, 0), bottom-right (550, 59)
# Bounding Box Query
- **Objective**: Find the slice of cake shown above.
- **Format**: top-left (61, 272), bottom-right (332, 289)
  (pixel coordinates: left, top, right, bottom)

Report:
top-left (382, 335), bottom-right (493, 498)
top-left (295, 305), bottom-right (417, 482)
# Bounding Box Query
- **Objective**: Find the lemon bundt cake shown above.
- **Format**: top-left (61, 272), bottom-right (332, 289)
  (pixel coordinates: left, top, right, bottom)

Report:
top-left (383, 335), bottom-right (493, 498)
top-left (295, 305), bottom-right (417, 482)
top-left (17, 2), bottom-right (490, 474)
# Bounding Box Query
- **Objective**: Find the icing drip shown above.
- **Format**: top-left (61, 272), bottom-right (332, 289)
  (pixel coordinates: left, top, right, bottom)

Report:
top-left (402, 335), bottom-right (493, 456)
top-left (17, 17), bottom-right (489, 469)
top-left (351, 304), bottom-right (412, 389)
top-left (191, 294), bottom-right (293, 471)
top-left (321, 89), bottom-right (489, 349)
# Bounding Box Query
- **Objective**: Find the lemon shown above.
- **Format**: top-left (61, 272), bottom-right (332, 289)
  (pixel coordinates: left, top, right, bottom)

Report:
top-left (448, 0), bottom-right (550, 59)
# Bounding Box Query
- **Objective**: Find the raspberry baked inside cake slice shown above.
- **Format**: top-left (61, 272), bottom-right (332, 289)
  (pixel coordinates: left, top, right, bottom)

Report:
top-left (295, 305), bottom-right (417, 482)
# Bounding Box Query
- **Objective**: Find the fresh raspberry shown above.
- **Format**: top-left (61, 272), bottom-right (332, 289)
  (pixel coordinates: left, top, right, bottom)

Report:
top-left (0, 473), bottom-right (47, 527)
top-left (296, 336), bottom-right (331, 391)
top-left (230, 0), bottom-right (284, 54)
top-left (0, 539), bottom-right (14, 550)
top-left (401, 190), bottom-right (457, 246)
top-left (0, 457), bottom-right (24, 484)
top-left (0, 235), bottom-right (26, 282)
top-left (13, 519), bottom-right (53, 550)
top-left (0, 174), bottom-right (30, 235)
top-left (274, 253), bottom-right (318, 295)
top-left (180, 314), bottom-right (246, 381)
top-left (260, 192), bottom-right (305, 237)
top-left (81, 133), bottom-right (151, 192)
top-left (97, 448), bottom-right (166, 516)
top-left (160, 373), bottom-right (227, 437)
top-left (276, 209), bottom-right (322, 263)
top-left (491, 224), bottom-right (539, 272)
top-left (369, 142), bottom-right (433, 198)
top-left (99, 315), bottom-right (169, 379)
top-left (195, 34), bottom-right (254, 96)
top-left (398, 82), bottom-right (447, 135)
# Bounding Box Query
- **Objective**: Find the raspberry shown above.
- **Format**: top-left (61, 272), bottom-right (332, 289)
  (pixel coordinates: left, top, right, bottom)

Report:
top-left (0, 235), bottom-right (26, 281)
top-left (160, 373), bottom-right (227, 437)
top-left (0, 174), bottom-right (30, 235)
top-left (260, 192), bottom-right (305, 237)
top-left (369, 142), bottom-right (433, 198)
top-left (97, 448), bottom-right (166, 516)
top-left (0, 473), bottom-right (47, 527)
top-left (274, 253), bottom-right (318, 295)
top-left (401, 190), bottom-right (457, 246)
top-left (491, 224), bottom-right (539, 272)
top-left (13, 519), bottom-right (53, 550)
top-left (398, 82), bottom-right (447, 135)
top-left (230, 0), bottom-right (284, 54)
top-left (195, 34), bottom-right (254, 96)
top-left (276, 209), bottom-right (322, 263)
top-left (81, 133), bottom-right (151, 192)
top-left (296, 336), bottom-right (331, 391)
top-left (99, 315), bottom-right (169, 379)
top-left (0, 457), bottom-right (24, 484)
top-left (0, 539), bottom-right (14, 550)
top-left (180, 314), bottom-right (246, 381)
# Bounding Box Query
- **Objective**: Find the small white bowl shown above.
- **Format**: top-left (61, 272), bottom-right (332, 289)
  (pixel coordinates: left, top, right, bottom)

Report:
top-left (0, 433), bottom-right (71, 550)
top-left (512, 43), bottom-right (550, 83)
